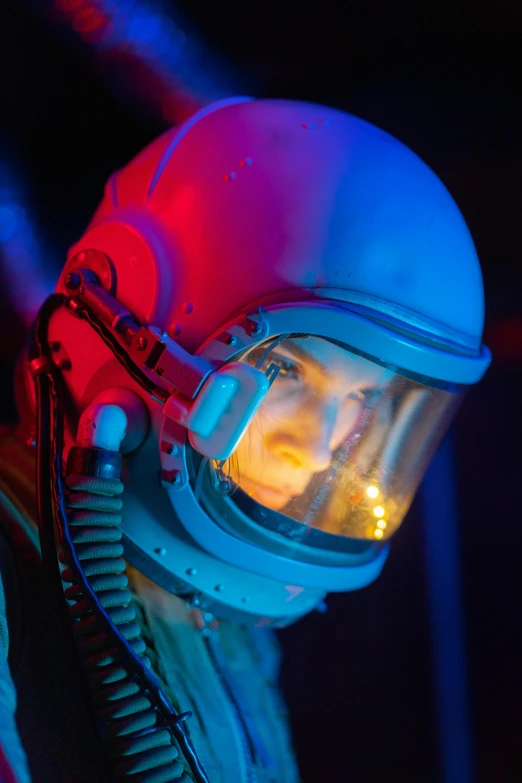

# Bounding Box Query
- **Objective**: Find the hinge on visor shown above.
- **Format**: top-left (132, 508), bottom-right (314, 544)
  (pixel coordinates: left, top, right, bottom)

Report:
top-left (165, 362), bottom-right (270, 461)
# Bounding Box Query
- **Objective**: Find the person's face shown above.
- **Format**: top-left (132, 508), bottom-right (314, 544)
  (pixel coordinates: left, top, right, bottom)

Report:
top-left (227, 336), bottom-right (388, 511)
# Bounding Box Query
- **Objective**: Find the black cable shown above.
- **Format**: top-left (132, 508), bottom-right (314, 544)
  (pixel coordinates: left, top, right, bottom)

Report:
top-left (30, 295), bottom-right (112, 778)
top-left (78, 307), bottom-right (169, 403)
top-left (30, 295), bottom-right (70, 619)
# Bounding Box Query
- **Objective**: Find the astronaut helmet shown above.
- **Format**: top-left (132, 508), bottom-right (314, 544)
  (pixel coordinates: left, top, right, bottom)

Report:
top-left (18, 97), bottom-right (490, 626)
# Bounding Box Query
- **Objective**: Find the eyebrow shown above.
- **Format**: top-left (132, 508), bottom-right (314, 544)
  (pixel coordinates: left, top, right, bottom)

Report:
top-left (272, 340), bottom-right (385, 394)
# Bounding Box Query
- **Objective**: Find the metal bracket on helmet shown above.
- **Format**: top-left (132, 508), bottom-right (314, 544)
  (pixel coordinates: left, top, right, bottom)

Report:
top-left (62, 258), bottom-right (270, 460)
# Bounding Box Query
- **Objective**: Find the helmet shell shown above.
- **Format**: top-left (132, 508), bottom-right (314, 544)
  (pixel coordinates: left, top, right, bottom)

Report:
top-left (65, 96), bottom-right (485, 355)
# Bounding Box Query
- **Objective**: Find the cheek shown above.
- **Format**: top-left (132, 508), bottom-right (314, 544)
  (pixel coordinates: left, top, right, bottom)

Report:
top-left (232, 406), bottom-right (278, 468)
top-left (232, 395), bottom-right (304, 465)
top-left (254, 392), bottom-right (306, 433)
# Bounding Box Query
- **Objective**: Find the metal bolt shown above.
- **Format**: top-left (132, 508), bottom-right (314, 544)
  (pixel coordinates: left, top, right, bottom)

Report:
top-left (136, 336), bottom-right (148, 351)
top-left (156, 367), bottom-right (164, 376)
top-left (218, 479), bottom-right (231, 495)
top-left (64, 271), bottom-right (81, 290)
top-left (185, 567), bottom-right (198, 576)
top-left (247, 317), bottom-right (266, 337)
top-left (59, 359), bottom-right (72, 371)
top-left (161, 441), bottom-right (177, 456)
top-left (226, 334), bottom-right (237, 346)
top-left (214, 584), bottom-right (225, 593)
top-left (154, 547), bottom-right (167, 556)
top-left (50, 341), bottom-right (61, 353)
top-left (159, 469), bottom-right (183, 486)
top-left (160, 331), bottom-right (167, 339)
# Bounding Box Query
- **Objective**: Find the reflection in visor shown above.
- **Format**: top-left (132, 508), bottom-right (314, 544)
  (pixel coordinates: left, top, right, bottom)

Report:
top-left (212, 335), bottom-right (461, 543)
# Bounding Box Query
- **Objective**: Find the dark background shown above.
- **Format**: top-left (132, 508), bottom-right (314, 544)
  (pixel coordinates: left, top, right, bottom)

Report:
top-left (1, 1), bottom-right (521, 781)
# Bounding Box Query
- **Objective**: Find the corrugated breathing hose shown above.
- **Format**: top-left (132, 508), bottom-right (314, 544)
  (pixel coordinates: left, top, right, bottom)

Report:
top-left (61, 447), bottom-right (191, 782)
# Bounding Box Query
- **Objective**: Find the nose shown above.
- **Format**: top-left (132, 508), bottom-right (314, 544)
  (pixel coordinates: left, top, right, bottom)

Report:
top-left (268, 398), bottom-right (339, 473)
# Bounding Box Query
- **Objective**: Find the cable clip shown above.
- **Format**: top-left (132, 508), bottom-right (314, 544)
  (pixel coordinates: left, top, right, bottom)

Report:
top-left (166, 711), bottom-right (193, 727)
top-left (28, 356), bottom-right (54, 377)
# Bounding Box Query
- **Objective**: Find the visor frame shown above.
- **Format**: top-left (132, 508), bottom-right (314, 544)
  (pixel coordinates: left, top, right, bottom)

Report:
top-left (156, 298), bottom-right (483, 592)
top-left (196, 299), bottom-right (491, 386)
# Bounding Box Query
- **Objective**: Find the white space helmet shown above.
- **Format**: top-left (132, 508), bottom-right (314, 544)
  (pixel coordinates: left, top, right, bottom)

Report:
top-left (19, 97), bottom-right (490, 626)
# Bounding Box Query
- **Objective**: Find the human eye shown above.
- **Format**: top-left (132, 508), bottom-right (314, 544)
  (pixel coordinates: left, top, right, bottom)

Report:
top-left (245, 347), bottom-right (301, 381)
top-left (270, 354), bottom-right (301, 380)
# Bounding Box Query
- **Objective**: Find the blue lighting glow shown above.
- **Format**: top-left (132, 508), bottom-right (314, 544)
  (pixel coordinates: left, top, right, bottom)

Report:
top-left (125, 14), bottom-right (163, 48)
top-left (0, 205), bottom-right (19, 243)
top-left (0, 159), bottom-right (55, 325)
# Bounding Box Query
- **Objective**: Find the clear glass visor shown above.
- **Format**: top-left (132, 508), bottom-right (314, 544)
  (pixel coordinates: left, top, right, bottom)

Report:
top-left (209, 334), bottom-right (461, 544)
